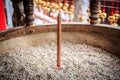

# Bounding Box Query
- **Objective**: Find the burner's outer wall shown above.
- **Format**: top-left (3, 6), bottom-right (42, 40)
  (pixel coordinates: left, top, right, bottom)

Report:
top-left (0, 24), bottom-right (120, 56)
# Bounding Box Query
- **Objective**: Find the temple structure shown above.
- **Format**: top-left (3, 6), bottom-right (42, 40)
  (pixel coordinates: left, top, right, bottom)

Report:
top-left (1, 0), bottom-right (120, 30)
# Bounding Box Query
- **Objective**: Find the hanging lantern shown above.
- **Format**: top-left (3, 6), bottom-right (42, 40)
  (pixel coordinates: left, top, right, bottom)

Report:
top-left (41, 1), bottom-right (46, 7)
top-left (46, 7), bottom-right (50, 12)
top-left (79, 15), bottom-right (84, 22)
top-left (88, 12), bottom-right (91, 16)
top-left (42, 7), bottom-right (45, 11)
top-left (100, 12), bottom-right (107, 19)
top-left (113, 5), bottom-right (120, 20)
top-left (44, 7), bottom-right (48, 11)
top-left (108, 16), bottom-right (115, 22)
top-left (70, 0), bottom-right (74, 10)
top-left (58, 9), bottom-right (63, 13)
top-left (69, 9), bottom-right (74, 12)
top-left (35, 0), bottom-right (39, 2)
top-left (35, 0), bottom-right (39, 3)
top-left (44, 7), bottom-right (50, 15)
top-left (70, 5), bottom-right (74, 10)
top-left (38, 0), bottom-right (42, 4)
top-left (64, 3), bottom-right (69, 8)
top-left (55, 4), bottom-right (58, 9)
top-left (100, 1), bottom-right (107, 19)
top-left (107, 0), bottom-right (116, 24)
top-left (64, 9), bottom-right (68, 14)
top-left (99, 10), bottom-right (102, 14)
top-left (68, 12), bottom-right (73, 16)
top-left (68, 12), bottom-right (74, 22)
top-left (34, 3), bottom-right (37, 8)
top-left (87, 8), bottom-right (90, 13)
top-left (87, 7), bottom-right (90, 23)
top-left (46, 2), bottom-right (50, 7)
top-left (37, 0), bottom-right (41, 5)
top-left (51, 2), bottom-right (56, 8)
top-left (79, 16), bottom-right (84, 22)
top-left (69, 0), bottom-right (74, 12)
top-left (69, 8), bottom-right (74, 12)
top-left (87, 8), bottom-right (91, 16)
top-left (63, 6), bottom-right (68, 11)
top-left (38, 4), bottom-right (42, 12)
top-left (38, 4), bottom-right (42, 8)
top-left (100, 0), bottom-right (107, 23)
top-left (58, 3), bottom-right (63, 8)
top-left (97, 18), bottom-right (101, 23)
top-left (114, 13), bottom-right (120, 20)
top-left (63, 0), bottom-right (69, 10)
top-left (98, 10), bottom-right (102, 18)
top-left (87, 18), bottom-right (91, 23)
top-left (52, 8), bottom-right (56, 13)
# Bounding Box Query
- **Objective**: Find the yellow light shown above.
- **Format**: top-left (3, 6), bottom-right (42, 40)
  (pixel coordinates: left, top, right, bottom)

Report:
top-left (64, 3), bottom-right (69, 7)
top-left (63, 6), bottom-right (68, 10)
top-left (70, 5), bottom-right (74, 9)
top-left (69, 8), bottom-right (74, 12)
top-left (108, 16), bottom-right (115, 22)
top-left (38, 4), bottom-right (41, 8)
top-left (79, 16), bottom-right (84, 22)
top-left (68, 12), bottom-right (74, 18)
top-left (112, 23), bottom-right (118, 26)
top-left (87, 18), bottom-right (90, 22)
top-left (99, 10), bottom-right (102, 13)
top-left (46, 2), bottom-right (50, 7)
top-left (114, 14), bottom-right (120, 20)
top-left (100, 12), bottom-right (107, 19)
top-left (45, 7), bottom-right (50, 12)
top-left (55, 4), bottom-right (58, 9)
top-left (87, 8), bottom-right (90, 13)
top-left (41, 1), bottom-right (46, 7)
top-left (97, 18), bottom-right (101, 23)
top-left (51, 3), bottom-right (56, 8)
top-left (58, 3), bottom-right (63, 8)
top-left (52, 8), bottom-right (56, 13)
top-left (59, 9), bottom-right (63, 13)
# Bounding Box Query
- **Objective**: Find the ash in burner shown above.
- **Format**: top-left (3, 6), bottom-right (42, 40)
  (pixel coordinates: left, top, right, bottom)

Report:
top-left (0, 42), bottom-right (120, 80)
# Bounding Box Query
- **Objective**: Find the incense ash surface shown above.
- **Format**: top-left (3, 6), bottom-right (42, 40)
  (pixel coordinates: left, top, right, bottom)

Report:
top-left (0, 42), bottom-right (120, 80)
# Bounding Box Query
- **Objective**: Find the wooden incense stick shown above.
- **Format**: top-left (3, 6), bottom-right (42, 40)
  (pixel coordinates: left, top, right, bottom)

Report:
top-left (57, 13), bottom-right (61, 70)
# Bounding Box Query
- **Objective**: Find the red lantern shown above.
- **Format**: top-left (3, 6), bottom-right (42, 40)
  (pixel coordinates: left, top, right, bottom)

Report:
top-left (100, 0), bottom-right (107, 20)
top-left (69, 0), bottom-right (74, 12)
top-left (108, 0), bottom-right (115, 24)
top-left (64, 0), bottom-right (69, 8)
top-left (113, 0), bottom-right (120, 20)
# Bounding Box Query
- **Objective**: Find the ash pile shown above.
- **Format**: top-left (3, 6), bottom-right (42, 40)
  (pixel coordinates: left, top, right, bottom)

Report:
top-left (0, 42), bottom-right (120, 80)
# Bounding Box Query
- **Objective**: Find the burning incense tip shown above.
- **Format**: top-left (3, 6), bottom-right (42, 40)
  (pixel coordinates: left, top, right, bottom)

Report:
top-left (57, 64), bottom-right (60, 71)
